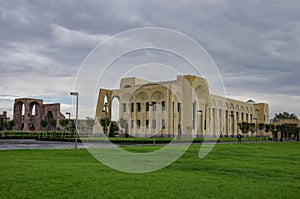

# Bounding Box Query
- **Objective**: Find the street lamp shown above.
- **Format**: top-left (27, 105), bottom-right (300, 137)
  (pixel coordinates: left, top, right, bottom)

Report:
top-left (70, 92), bottom-right (78, 149)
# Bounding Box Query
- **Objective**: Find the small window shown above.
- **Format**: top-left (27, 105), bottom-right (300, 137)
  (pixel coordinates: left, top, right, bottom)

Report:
top-left (122, 103), bottom-right (127, 112)
top-left (152, 102), bottom-right (156, 111)
top-left (162, 101), bottom-right (165, 111)
top-left (178, 103), bottom-right (181, 112)
top-left (137, 120), bottom-right (141, 129)
top-left (146, 102), bottom-right (149, 111)
top-left (137, 103), bottom-right (141, 112)
top-left (131, 103), bottom-right (134, 112)
top-left (162, 119), bottom-right (165, 129)
top-left (146, 120), bottom-right (149, 129)
top-left (152, 119), bottom-right (156, 129)
top-left (172, 101), bottom-right (174, 112)
top-left (131, 120), bottom-right (134, 129)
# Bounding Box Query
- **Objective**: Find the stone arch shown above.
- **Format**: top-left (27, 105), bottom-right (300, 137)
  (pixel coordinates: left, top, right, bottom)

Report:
top-left (111, 96), bottom-right (120, 122)
top-left (29, 101), bottom-right (42, 131)
top-left (212, 99), bottom-right (216, 108)
top-left (13, 98), bottom-right (43, 131)
top-left (175, 92), bottom-right (182, 103)
top-left (30, 101), bottom-right (41, 116)
top-left (121, 93), bottom-right (132, 103)
top-left (31, 104), bottom-right (36, 115)
top-left (95, 89), bottom-right (113, 124)
top-left (22, 103), bottom-right (25, 116)
top-left (136, 92), bottom-right (149, 102)
top-left (150, 91), bottom-right (165, 102)
top-left (195, 86), bottom-right (208, 98)
top-left (14, 101), bottom-right (24, 130)
top-left (235, 104), bottom-right (239, 111)
top-left (230, 103), bottom-right (234, 110)
top-left (240, 105), bottom-right (244, 112)
top-left (217, 100), bottom-right (223, 109)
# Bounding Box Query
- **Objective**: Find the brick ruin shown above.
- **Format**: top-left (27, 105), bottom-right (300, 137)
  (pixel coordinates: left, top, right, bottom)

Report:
top-left (13, 98), bottom-right (65, 131)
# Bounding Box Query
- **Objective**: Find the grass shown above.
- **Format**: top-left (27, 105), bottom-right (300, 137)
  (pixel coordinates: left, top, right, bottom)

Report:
top-left (0, 142), bottom-right (299, 198)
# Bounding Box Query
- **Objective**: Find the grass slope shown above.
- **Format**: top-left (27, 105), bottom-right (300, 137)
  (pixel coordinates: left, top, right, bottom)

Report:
top-left (0, 142), bottom-right (299, 198)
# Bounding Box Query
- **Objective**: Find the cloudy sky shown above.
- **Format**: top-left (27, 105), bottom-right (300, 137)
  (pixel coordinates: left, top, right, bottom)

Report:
top-left (0, 0), bottom-right (299, 119)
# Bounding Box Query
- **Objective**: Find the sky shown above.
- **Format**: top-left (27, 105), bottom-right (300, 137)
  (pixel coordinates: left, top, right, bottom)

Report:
top-left (0, 0), bottom-right (299, 120)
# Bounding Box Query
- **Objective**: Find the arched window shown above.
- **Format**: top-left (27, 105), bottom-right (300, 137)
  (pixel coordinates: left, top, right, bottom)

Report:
top-left (32, 105), bottom-right (36, 115)
top-left (112, 97), bottom-right (120, 121)
top-left (22, 104), bottom-right (25, 116)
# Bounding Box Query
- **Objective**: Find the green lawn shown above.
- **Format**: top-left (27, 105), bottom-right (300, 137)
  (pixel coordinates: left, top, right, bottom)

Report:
top-left (0, 142), bottom-right (299, 198)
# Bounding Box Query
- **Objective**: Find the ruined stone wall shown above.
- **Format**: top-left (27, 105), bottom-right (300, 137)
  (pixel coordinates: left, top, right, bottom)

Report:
top-left (13, 98), bottom-right (64, 131)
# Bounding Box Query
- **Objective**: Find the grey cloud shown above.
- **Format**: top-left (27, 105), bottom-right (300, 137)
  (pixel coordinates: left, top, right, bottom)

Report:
top-left (0, 0), bottom-right (299, 117)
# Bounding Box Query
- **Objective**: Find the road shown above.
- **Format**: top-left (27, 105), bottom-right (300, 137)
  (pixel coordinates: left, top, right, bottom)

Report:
top-left (0, 139), bottom-right (85, 150)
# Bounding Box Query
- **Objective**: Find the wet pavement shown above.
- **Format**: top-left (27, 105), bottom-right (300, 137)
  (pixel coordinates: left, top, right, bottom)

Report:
top-left (0, 139), bottom-right (85, 150)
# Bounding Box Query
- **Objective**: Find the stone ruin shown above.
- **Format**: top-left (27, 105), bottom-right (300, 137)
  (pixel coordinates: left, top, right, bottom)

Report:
top-left (13, 98), bottom-right (65, 131)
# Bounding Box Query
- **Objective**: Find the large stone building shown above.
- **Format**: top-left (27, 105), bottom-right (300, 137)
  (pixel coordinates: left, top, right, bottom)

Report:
top-left (96, 75), bottom-right (269, 138)
top-left (13, 98), bottom-right (65, 131)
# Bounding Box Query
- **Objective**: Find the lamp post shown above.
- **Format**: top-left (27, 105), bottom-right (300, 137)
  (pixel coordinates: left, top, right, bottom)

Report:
top-left (70, 92), bottom-right (79, 149)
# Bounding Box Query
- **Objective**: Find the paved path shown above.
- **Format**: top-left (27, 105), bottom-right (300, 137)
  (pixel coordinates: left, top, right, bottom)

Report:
top-left (0, 139), bottom-right (282, 150)
top-left (0, 139), bottom-right (85, 150)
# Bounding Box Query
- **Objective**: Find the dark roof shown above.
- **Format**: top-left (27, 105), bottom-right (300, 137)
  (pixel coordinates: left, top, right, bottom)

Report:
top-left (246, 99), bottom-right (256, 103)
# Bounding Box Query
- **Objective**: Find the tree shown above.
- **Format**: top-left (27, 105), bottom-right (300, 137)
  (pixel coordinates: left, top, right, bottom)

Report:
top-left (100, 117), bottom-right (110, 135)
top-left (0, 117), bottom-right (10, 131)
top-left (280, 123), bottom-right (297, 141)
top-left (269, 124), bottom-right (276, 140)
top-left (7, 120), bottom-right (16, 130)
top-left (273, 112), bottom-right (298, 121)
top-left (85, 118), bottom-right (95, 128)
top-left (49, 119), bottom-right (57, 130)
top-left (109, 121), bottom-right (119, 137)
top-left (258, 123), bottom-right (265, 142)
top-left (238, 122), bottom-right (250, 135)
top-left (119, 118), bottom-right (128, 137)
top-left (41, 120), bottom-right (48, 130)
top-left (265, 124), bottom-right (270, 134)
top-left (59, 119), bottom-right (69, 130)
top-left (296, 127), bottom-right (300, 141)
top-left (276, 125), bottom-right (283, 141)
top-left (249, 123), bottom-right (256, 142)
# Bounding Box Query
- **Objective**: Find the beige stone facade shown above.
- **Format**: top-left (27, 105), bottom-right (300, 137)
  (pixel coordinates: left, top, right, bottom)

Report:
top-left (96, 75), bottom-right (269, 137)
